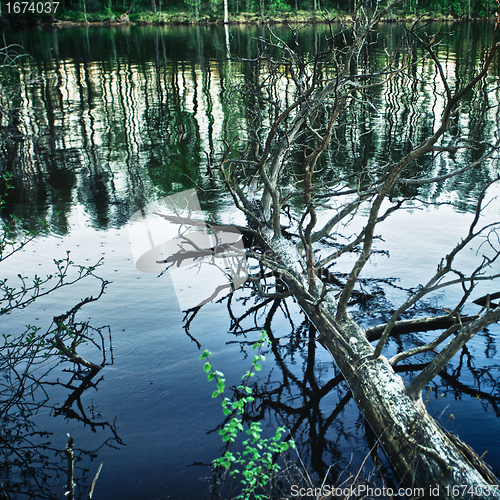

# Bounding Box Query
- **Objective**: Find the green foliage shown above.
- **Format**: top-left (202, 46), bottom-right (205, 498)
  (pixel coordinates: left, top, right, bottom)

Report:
top-left (0, 173), bottom-right (14, 209)
top-left (270, 0), bottom-right (291, 12)
top-left (426, 0), bottom-right (494, 17)
top-left (200, 330), bottom-right (294, 500)
top-left (104, 5), bottom-right (115, 18)
top-left (209, 0), bottom-right (222, 14)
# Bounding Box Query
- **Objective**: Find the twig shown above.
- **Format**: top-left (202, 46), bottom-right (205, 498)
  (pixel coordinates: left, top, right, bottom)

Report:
top-left (86, 462), bottom-right (104, 500)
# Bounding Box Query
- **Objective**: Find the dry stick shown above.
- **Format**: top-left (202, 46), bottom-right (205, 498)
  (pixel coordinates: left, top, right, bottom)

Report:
top-left (389, 322), bottom-right (459, 366)
top-left (55, 323), bottom-right (102, 372)
top-left (0, 480), bottom-right (8, 500)
top-left (400, 146), bottom-right (499, 186)
top-left (364, 313), bottom-right (478, 340)
top-left (86, 462), bottom-right (104, 500)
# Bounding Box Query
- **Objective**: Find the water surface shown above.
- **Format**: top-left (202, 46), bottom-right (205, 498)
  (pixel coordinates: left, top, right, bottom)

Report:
top-left (1, 21), bottom-right (499, 499)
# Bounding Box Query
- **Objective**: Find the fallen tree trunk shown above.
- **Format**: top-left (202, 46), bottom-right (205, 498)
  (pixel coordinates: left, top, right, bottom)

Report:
top-left (175, 4), bottom-right (500, 494)
top-left (261, 229), bottom-right (500, 500)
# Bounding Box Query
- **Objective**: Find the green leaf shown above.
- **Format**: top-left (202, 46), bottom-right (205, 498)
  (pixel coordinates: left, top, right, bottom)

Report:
top-left (217, 378), bottom-right (225, 392)
top-left (204, 362), bottom-right (211, 373)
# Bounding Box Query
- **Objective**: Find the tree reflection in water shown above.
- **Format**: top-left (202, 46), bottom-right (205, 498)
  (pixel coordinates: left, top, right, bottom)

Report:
top-left (0, 282), bottom-right (121, 499)
top-left (184, 282), bottom-right (390, 497)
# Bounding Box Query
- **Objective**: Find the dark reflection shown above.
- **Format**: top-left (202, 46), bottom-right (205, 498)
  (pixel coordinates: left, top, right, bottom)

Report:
top-left (143, 61), bottom-right (202, 195)
top-left (0, 286), bottom-right (121, 499)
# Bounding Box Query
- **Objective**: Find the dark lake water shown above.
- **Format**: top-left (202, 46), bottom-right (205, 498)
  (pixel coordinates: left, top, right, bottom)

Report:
top-left (1, 20), bottom-right (500, 499)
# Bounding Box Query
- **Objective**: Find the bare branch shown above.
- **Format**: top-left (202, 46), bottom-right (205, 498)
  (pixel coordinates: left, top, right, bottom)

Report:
top-left (374, 181), bottom-right (500, 358)
top-left (389, 322), bottom-right (459, 366)
top-left (399, 147), bottom-right (499, 186)
top-left (407, 306), bottom-right (500, 400)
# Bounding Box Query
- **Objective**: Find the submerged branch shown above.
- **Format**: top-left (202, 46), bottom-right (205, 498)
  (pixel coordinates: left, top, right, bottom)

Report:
top-left (364, 313), bottom-right (478, 341)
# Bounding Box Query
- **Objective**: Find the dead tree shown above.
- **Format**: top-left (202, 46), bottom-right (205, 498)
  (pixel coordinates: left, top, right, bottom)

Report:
top-left (216, 4), bottom-right (500, 499)
top-left (152, 2), bottom-right (500, 497)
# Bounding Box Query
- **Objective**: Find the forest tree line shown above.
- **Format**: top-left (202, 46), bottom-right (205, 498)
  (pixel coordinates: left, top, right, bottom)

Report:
top-left (0, 0), bottom-right (497, 24)
top-left (68, 0), bottom-right (500, 19)
top-left (65, 0), bottom-right (500, 20)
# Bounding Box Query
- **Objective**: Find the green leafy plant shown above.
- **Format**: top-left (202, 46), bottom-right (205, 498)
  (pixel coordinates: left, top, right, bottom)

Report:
top-left (104, 5), bottom-right (115, 19)
top-left (270, 0), bottom-right (291, 13)
top-left (200, 330), bottom-right (294, 500)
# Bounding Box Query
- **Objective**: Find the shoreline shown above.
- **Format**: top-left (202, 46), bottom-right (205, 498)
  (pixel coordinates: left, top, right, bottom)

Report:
top-left (0, 11), bottom-right (493, 30)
